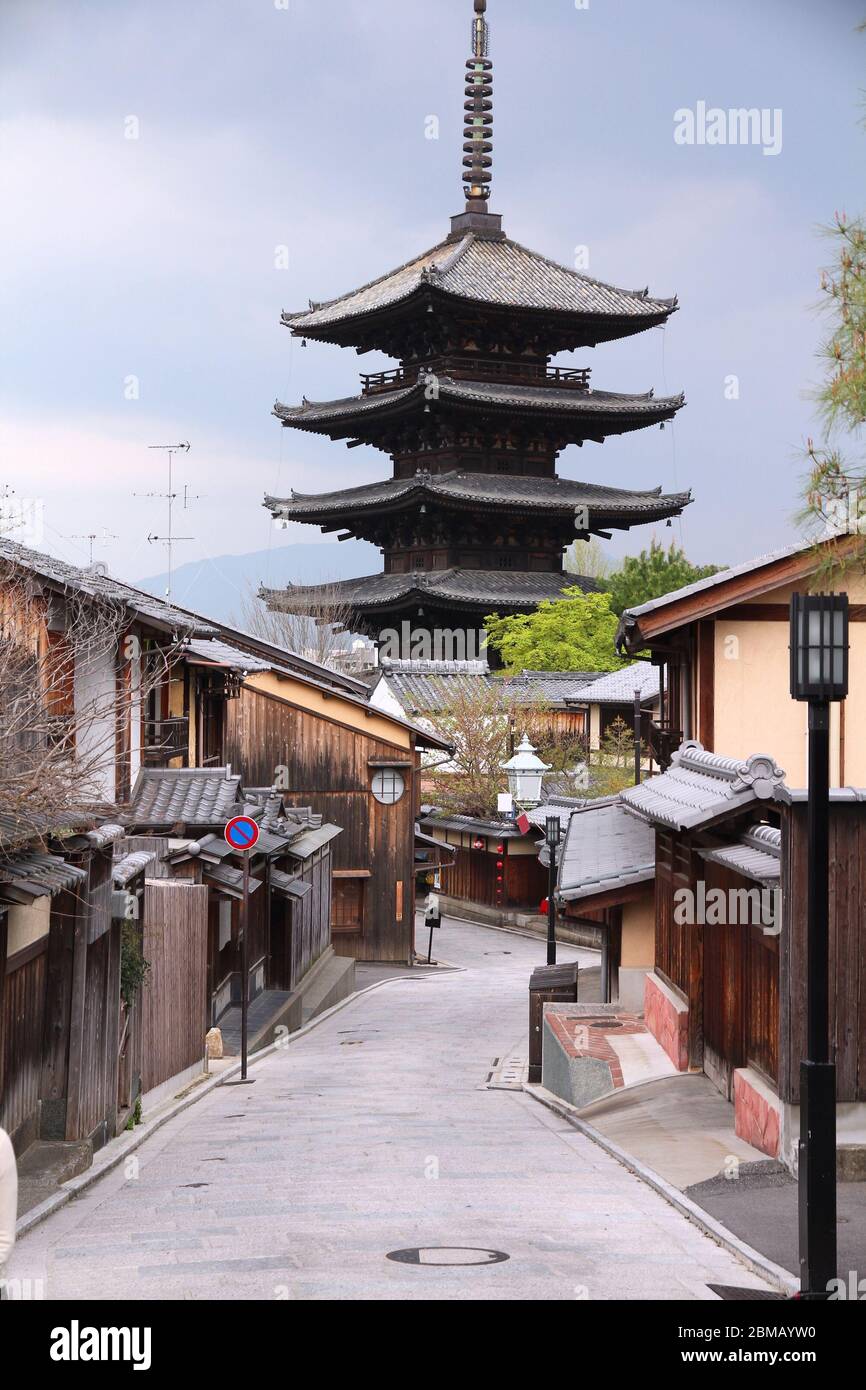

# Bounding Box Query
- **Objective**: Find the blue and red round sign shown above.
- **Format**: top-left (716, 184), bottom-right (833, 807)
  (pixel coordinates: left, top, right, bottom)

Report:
top-left (224, 816), bottom-right (260, 852)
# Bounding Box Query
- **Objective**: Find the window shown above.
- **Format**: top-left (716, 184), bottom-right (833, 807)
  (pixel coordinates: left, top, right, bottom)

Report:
top-left (371, 768), bottom-right (405, 805)
top-left (332, 878), bottom-right (365, 935)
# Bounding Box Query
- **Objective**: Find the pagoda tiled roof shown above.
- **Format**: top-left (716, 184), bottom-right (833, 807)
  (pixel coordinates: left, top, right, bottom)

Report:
top-left (265, 472), bottom-right (691, 524)
top-left (261, 568), bottom-right (595, 614)
top-left (282, 233), bottom-right (677, 340)
top-left (274, 376), bottom-right (684, 437)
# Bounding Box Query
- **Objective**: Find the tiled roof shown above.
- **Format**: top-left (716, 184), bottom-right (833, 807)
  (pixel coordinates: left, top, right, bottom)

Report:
top-left (620, 742), bottom-right (787, 832)
top-left (525, 797), bottom-right (588, 831)
top-left (184, 639), bottom-right (274, 673)
top-left (203, 863), bottom-right (265, 898)
top-left (263, 568), bottom-right (595, 614)
top-left (0, 809), bottom-right (94, 853)
top-left (615, 539), bottom-right (829, 650)
top-left (283, 233), bottom-right (677, 334)
top-left (698, 825), bottom-right (781, 884)
top-left (377, 665), bottom-right (604, 715)
top-left (0, 538), bottom-right (217, 637)
top-left (0, 852), bottom-right (88, 904)
top-left (557, 798), bottom-right (656, 902)
top-left (418, 812), bottom-right (527, 839)
top-left (265, 472), bottom-right (691, 525)
top-left (127, 768), bottom-right (243, 829)
top-left (274, 377), bottom-right (684, 438)
top-left (281, 824), bottom-right (343, 859)
top-left (507, 670), bottom-right (599, 703)
top-left (269, 869), bottom-right (313, 900)
top-left (569, 661), bottom-right (659, 706)
top-left (112, 851), bottom-right (156, 887)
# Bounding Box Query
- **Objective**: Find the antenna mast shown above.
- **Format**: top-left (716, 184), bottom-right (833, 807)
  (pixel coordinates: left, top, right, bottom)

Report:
top-left (136, 442), bottom-right (194, 600)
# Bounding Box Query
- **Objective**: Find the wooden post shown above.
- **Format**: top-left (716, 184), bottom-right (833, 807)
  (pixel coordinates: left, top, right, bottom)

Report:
top-left (64, 870), bottom-right (91, 1141)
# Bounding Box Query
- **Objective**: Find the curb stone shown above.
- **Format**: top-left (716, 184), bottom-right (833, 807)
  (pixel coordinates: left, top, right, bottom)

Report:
top-left (524, 1082), bottom-right (799, 1298)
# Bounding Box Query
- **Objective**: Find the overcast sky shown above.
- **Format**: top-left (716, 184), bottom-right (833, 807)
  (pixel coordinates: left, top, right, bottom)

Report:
top-left (1, 0), bottom-right (863, 589)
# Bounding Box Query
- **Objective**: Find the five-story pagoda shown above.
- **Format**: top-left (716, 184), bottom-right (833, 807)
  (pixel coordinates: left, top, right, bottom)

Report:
top-left (263, 0), bottom-right (689, 651)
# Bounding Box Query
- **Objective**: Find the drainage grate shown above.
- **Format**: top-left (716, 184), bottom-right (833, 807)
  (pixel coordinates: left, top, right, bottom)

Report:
top-left (387, 1247), bottom-right (510, 1267)
top-left (488, 1051), bottom-right (529, 1090)
top-left (707, 1285), bottom-right (787, 1301)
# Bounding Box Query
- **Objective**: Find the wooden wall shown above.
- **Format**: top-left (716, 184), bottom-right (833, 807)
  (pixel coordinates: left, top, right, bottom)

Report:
top-left (288, 847), bottom-right (332, 986)
top-left (225, 688), bottom-right (416, 963)
top-left (0, 935), bottom-right (49, 1145)
top-left (440, 845), bottom-right (547, 911)
top-left (781, 803), bottom-right (866, 1104)
top-left (141, 880), bottom-right (208, 1095)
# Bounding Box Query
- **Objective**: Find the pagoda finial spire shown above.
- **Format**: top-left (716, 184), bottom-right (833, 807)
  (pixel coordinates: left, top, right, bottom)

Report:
top-left (463, 0), bottom-right (493, 212)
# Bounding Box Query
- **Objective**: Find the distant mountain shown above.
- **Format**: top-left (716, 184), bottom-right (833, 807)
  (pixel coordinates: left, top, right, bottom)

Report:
top-left (136, 540), bottom-right (378, 625)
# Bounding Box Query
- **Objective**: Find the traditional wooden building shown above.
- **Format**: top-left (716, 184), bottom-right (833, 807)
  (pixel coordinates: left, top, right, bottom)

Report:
top-left (0, 816), bottom-right (125, 1159)
top-left (261, 0), bottom-right (690, 653)
top-left (166, 634), bottom-right (450, 965)
top-left (611, 740), bottom-right (866, 1171)
top-left (370, 661), bottom-right (599, 750)
top-left (129, 774), bottom-right (345, 1046)
top-left (616, 534), bottom-right (866, 781)
top-left (418, 810), bottom-right (550, 927)
top-left (555, 797), bottom-right (656, 1009)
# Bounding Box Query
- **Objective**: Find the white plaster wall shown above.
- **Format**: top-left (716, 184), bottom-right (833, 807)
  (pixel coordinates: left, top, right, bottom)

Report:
top-left (74, 640), bottom-right (117, 802)
top-left (7, 897), bottom-right (51, 957)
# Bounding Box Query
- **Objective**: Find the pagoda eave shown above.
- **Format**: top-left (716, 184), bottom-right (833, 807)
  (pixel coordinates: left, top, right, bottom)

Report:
top-left (260, 567), bottom-right (598, 622)
top-left (273, 378), bottom-right (685, 447)
top-left (264, 474), bottom-right (692, 532)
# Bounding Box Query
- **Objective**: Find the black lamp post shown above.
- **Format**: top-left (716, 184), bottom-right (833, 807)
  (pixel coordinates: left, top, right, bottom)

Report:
top-left (545, 814), bottom-right (561, 966)
top-left (789, 591), bottom-right (849, 1299)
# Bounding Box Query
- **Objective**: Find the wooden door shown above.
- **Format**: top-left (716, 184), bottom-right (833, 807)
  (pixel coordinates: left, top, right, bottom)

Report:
top-left (141, 881), bottom-right (208, 1095)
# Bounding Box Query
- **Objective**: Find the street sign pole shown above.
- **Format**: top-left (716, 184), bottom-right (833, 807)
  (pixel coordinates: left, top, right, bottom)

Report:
top-left (241, 849), bottom-right (250, 1081)
top-left (223, 816), bottom-right (260, 1087)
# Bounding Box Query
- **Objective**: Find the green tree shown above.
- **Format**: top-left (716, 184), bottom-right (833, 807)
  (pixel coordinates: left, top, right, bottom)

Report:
top-left (605, 540), bottom-right (721, 617)
top-left (801, 22), bottom-right (866, 579)
top-left (485, 590), bottom-right (626, 674)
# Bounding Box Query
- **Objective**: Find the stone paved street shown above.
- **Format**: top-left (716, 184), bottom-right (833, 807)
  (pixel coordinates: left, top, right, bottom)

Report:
top-left (8, 918), bottom-right (775, 1301)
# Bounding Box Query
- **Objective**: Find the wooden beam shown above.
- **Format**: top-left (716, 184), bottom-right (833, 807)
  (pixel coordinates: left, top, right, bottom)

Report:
top-left (632, 537), bottom-right (863, 642)
top-left (64, 874), bottom-right (91, 1142)
top-left (698, 620), bottom-right (715, 752)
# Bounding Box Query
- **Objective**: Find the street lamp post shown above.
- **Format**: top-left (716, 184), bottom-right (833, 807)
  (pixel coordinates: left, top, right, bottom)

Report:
top-left (545, 814), bottom-right (561, 966)
top-left (789, 591), bottom-right (849, 1300)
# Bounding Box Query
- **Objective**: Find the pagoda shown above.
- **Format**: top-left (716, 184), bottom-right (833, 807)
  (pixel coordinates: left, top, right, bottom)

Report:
top-left (262, 0), bottom-right (689, 652)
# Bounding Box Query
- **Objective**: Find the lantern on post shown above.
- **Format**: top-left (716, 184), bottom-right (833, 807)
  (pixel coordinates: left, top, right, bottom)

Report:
top-left (789, 592), bottom-right (849, 1300)
top-left (500, 734), bottom-right (551, 809)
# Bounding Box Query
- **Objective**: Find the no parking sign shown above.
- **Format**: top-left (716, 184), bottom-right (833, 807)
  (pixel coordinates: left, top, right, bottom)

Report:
top-left (224, 816), bottom-right (260, 852)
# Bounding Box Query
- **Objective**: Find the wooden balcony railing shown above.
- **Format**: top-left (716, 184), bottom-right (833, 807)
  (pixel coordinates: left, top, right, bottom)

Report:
top-left (143, 716), bottom-right (190, 766)
top-left (360, 359), bottom-right (592, 396)
top-left (648, 720), bottom-right (682, 772)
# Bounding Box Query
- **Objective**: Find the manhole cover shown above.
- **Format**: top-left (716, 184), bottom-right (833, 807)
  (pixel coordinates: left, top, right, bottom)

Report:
top-left (387, 1247), bottom-right (510, 1267)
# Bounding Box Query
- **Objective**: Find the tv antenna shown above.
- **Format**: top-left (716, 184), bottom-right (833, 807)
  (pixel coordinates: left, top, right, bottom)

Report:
top-left (135, 442), bottom-right (194, 600)
top-left (69, 528), bottom-right (118, 567)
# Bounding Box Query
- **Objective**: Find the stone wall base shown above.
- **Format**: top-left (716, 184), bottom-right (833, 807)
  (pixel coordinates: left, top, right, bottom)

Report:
top-left (733, 1066), bottom-right (781, 1158)
top-left (644, 972), bottom-right (688, 1071)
